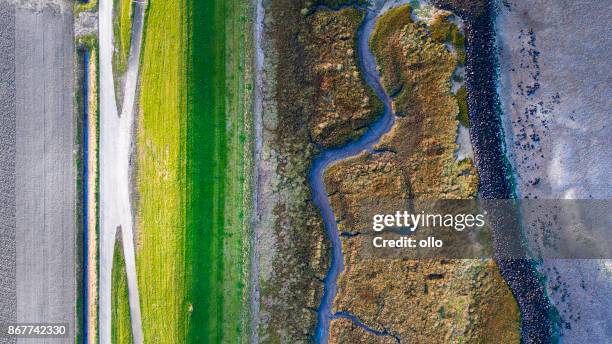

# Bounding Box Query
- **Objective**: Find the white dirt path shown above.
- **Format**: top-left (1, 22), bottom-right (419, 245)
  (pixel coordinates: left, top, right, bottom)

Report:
top-left (98, 0), bottom-right (146, 343)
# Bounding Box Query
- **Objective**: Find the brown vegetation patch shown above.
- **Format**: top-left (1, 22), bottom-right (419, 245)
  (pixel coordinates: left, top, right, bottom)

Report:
top-left (324, 4), bottom-right (519, 342)
top-left (307, 8), bottom-right (383, 147)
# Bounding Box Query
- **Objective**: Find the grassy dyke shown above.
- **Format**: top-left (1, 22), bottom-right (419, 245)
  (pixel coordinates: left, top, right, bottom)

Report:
top-left (232, 0), bottom-right (255, 337)
top-left (136, 0), bottom-right (252, 342)
top-left (136, 0), bottom-right (188, 342)
top-left (184, 1), bottom-right (226, 341)
top-left (186, 0), bottom-right (253, 342)
top-left (217, 0), bottom-right (254, 341)
top-left (111, 239), bottom-right (133, 344)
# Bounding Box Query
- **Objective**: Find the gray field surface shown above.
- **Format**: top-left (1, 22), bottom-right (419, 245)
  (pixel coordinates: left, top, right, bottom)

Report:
top-left (0, 2), bottom-right (17, 343)
top-left (0, 0), bottom-right (76, 343)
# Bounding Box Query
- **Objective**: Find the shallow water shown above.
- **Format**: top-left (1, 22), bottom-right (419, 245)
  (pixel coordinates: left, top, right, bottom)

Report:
top-left (82, 48), bottom-right (90, 344)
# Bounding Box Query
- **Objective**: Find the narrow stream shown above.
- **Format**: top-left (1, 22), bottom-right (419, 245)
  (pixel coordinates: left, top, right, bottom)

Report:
top-left (82, 47), bottom-right (90, 344)
top-left (334, 311), bottom-right (400, 343)
top-left (311, 3), bottom-right (396, 343)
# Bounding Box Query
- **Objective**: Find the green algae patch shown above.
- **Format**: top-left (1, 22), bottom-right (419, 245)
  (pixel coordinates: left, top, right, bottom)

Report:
top-left (456, 86), bottom-right (469, 127)
top-left (111, 239), bottom-right (133, 344)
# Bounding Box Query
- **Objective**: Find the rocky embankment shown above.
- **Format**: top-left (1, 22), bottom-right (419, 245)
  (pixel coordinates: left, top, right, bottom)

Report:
top-left (432, 0), bottom-right (558, 342)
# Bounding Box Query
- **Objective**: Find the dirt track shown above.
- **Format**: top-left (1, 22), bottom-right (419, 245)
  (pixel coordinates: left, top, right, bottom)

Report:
top-left (98, 0), bottom-right (145, 342)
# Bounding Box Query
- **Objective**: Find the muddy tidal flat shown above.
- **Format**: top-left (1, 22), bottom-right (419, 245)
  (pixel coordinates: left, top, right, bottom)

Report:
top-left (497, 0), bottom-right (612, 341)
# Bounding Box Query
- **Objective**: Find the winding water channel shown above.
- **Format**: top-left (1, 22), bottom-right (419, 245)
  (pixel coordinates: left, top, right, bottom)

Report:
top-left (311, 3), bottom-right (397, 342)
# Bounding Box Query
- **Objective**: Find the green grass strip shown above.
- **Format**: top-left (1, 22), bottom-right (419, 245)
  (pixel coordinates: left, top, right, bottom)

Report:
top-left (136, 0), bottom-right (252, 342)
top-left (112, 0), bottom-right (132, 75)
top-left (185, 0), bottom-right (226, 342)
top-left (137, 0), bottom-right (188, 342)
top-left (111, 239), bottom-right (133, 344)
top-left (219, 0), bottom-right (255, 341)
top-left (186, 0), bottom-right (254, 342)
